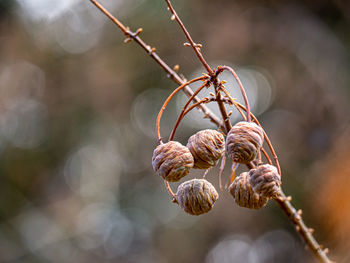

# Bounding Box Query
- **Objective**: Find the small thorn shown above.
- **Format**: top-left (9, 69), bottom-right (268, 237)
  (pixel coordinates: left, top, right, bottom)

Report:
top-left (296, 225), bottom-right (300, 231)
top-left (324, 248), bottom-right (329, 254)
top-left (172, 197), bottom-right (177, 203)
top-left (197, 47), bottom-right (201, 52)
top-left (124, 37), bottom-right (132, 43)
top-left (167, 7), bottom-right (170, 10)
top-left (173, 64), bottom-right (179, 72)
top-left (221, 80), bottom-right (227, 84)
top-left (171, 14), bottom-right (175, 20)
top-left (204, 112), bottom-right (210, 119)
top-left (285, 196), bottom-right (292, 201)
top-left (297, 209), bottom-right (303, 215)
top-left (135, 28), bottom-right (143, 36)
top-left (151, 47), bottom-right (156, 52)
top-left (183, 42), bottom-right (191, 47)
top-left (209, 92), bottom-right (215, 97)
top-left (228, 111), bottom-right (232, 117)
top-left (309, 228), bottom-right (314, 234)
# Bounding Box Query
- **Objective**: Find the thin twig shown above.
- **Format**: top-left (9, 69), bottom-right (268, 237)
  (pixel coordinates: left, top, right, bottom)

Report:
top-left (156, 76), bottom-right (207, 143)
top-left (275, 193), bottom-right (332, 263)
top-left (164, 0), bottom-right (214, 75)
top-left (90, 0), bottom-right (221, 127)
top-left (218, 66), bottom-right (252, 122)
top-left (169, 80), bottom-right (210, 141)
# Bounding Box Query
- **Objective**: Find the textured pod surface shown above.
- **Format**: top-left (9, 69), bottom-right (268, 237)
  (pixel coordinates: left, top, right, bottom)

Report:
top-left (152, 141), bottom-right (194, 182)
top-left (187, 129), bottom-right (225, 169)
top-left (226, 121), bottom-right (264, 164)
top-left (229, 172), bottom-right (268, 209)
top-left (176, 179), bottom-right (219, 215)
top-left (249, 164), bottom-right (282, 199)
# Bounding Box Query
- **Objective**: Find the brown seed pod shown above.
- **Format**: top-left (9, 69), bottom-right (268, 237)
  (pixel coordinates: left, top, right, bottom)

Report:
top-left (152, 141), bottom-right (194, 182)
top-left (249, 164), bottom-right (282, 199)
top-left (175, 179), bottom-right (219, 215)
top-left (186, 129), bottom-right (225, 169)
top-left (229, 172), bottom-right (268, 209)
top-left (226, 121), bottom-right (264, 164)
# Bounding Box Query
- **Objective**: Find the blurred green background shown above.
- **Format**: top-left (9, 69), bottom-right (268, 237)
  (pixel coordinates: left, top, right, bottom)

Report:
top-left (0, 0), bottom-right (350, 262)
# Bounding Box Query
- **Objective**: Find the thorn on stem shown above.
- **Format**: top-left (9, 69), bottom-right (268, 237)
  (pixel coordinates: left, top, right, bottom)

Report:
top-left (228, 111), bottom-right (232, 117)
top-left (297, 209), bottom-right (303, 215)
top-left (309, 228), bottom-right (314, 234)
top-left (124, 37), bottom-right (132, 43)
top-left (285, 196), bottom-right (292, 201)
top-left (324, 248), bottom-right (329, 254)
top-left (184, 42), bottom-right (191, 46)
top-left (209, 92), bottom-right (215, 97)
top-left (171, 14), bottom-right (175, 20)
top-left (296, 225), bottom-right (300, 231)
top-left (173, 64), bottom-right (180, 72)
top-left (135, 28), bottom-right (143, 36)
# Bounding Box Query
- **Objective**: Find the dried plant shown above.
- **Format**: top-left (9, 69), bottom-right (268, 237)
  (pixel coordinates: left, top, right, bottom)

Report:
top-left (90, 0), bottom-right (334, 262)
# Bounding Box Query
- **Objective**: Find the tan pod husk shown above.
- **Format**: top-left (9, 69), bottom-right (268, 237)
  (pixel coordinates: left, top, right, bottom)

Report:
top-left (187, 129), bottom-right (225, 169)
top-left (229, 172), bottom-right (268, 209)
top-left (226, 121), bottom-right (264, 164)
top-left (176, 179), bottom-right (219, 215)
top-left (152, 141), bottom-right (194, 182)
top-left (249, 164), bottom-right (282, 199)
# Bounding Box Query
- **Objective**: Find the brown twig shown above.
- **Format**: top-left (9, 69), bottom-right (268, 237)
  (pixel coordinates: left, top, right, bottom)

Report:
top-left (164, 0), bottom-right (214, 75)
top-left (275, 193), bottom-right (332, 263)
top-left (89, 0), bottom-right (221, 127)
top-left (169, 80), bottom-right (210, 141)
top-left (218, 65), bottom-right (252, 122)
top-left (156, 76), bottom-right (208, 144)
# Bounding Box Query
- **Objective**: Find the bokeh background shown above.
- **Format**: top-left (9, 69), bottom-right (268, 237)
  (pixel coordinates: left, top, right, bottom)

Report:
top-left (1, 0), bottom-right (350, 262)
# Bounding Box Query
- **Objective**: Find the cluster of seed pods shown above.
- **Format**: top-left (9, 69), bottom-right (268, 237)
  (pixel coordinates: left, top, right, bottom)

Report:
top-left (152, 72), bottom-right (282, 215)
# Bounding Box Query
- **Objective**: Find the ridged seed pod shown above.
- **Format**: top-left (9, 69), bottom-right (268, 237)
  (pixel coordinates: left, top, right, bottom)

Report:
top-left (186, 129), bottom-right (225, 169)
top-left (226, 121), bottom-right (264, 164)
top-left (152, 141), bottom-right (194, 182)
top-left (229, 172), bottom-right (268, 209)
top-left (249, 164), bottom-right (282, 199)
top-left (175, 179), bottom-right (219, 215)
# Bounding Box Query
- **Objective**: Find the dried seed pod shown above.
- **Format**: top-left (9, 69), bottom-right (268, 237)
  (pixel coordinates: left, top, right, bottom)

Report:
top-left (186, 129), bottom-right (225, 169)
top-left (152, 141), bottom-right (194, 182)
top-left (229, 172), bottom-right (268, 209)
top-left (175, 179), bottom-right (219, 215)
top-left (249, 164), bottom-right (282, 199)
top-left (226, 121), bottom-right (264, 164)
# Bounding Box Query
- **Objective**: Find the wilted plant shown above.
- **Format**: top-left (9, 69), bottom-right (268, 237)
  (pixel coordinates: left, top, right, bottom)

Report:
top-left (90, 0), bottom-right (333, 262)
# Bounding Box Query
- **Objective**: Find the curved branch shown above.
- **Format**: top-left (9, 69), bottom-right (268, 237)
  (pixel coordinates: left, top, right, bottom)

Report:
top-left (156, 76), bottom-right (208, 144)
top-left (218, 66), bottom-right (252, 122)
top-left (169, 80), bottom-right (210, 141)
